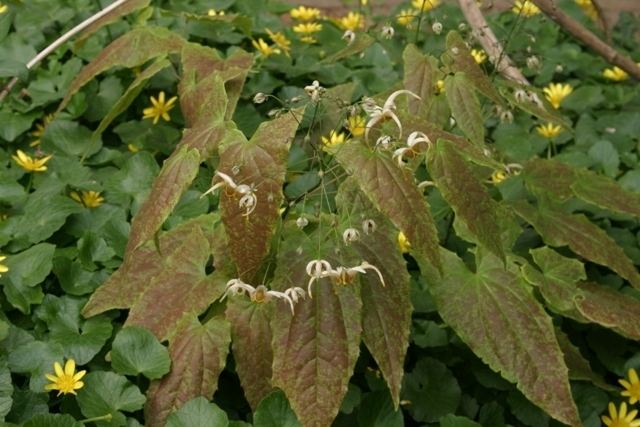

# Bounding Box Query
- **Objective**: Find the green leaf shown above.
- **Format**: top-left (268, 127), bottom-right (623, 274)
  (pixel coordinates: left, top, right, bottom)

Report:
top-left (402, 357), bottom-right (461, 423)
top-left (554, 328), bottom-right (612, 390)
top-left (83, 215), bottom-right (223, 342)
top-left (444, 73), bottom-right (484, 146)
top-left (402, 44), bottom-right (434, 115)
top-left (226, 300), bottom-right (274, 409)
top-left (421, 249), bottom-right (581, 427)
top-left (512, 201), bottom-right (640, 288)
top-left (218, 112), bottom-right (299, 281)
top-left (588, 140), bottom-right (619, 177)
top-left (145, 315), bottom-right (231, 426)
top-left (428, 140), bottom-right (505, 262)
top-left (165, 397), bottom-right (228, 427)
top-left (253, 390), bottom-right (302, 427)
top-left (0, 359), bottom-right (12, 420)
top-left (8, 340), bottom-right (64, 393)
top-left (111, 326), bottom-right (171, 380)
top-left (522, 158), bottom-right (577, 201)
top-left (335, 141), bottom-right (441, 272)
top-left (0, 111), bottom-right (35, 142)
top-left (322, 33), bottom-right (375, 63)
top-left (23, 414), bottom-right (83, 427)
top-left (76, 0), bottom-right (151, 42)
top-left (1, 243), bottom-right (55, 313)
top-left (357, 391), bottom-right (404, 427)
top-left (59, 27), bottom-right (187, 111)
top-left (440, 414), bottom-right (482, 427)
top-left (77, 371), bottom-right (145, 427)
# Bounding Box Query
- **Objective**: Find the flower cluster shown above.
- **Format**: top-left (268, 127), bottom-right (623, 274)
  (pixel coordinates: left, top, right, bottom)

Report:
top-left (290, 6), bottom-right (323, 44)
top-left (363, 89), bottom-right (421, 141)
top-left (202, 171), bottom-right (258, 216)
top-left (392, 131), bottom-right (432, 165)
top-left (305, 259), bottom-right (385, 297)
top-left (512, 0), bottom-right (540, 17)
top-left (222, 279), bottom-right (305, 314)
top-left (601, 368), bottom-right (640, 426)
top-left (396, 0), bottom-right (441, 28)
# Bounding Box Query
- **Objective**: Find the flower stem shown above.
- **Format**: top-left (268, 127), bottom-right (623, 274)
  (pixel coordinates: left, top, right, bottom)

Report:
top-left (81, 413), bottom-right (113, 424)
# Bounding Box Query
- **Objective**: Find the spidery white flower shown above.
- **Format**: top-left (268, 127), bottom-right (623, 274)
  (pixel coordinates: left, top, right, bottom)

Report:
top-left (362, 219), bottom-right (376, 234)
top-left (305, 80), bottom-right (325, 102)
top-left (296, 216), bottom-right (309, 228)
top-left (342, 228), bottom-right (360, 245)
top-left (381, 25), bottom-right (395, 39)
top-left (392, 131), bottom-right (432, 166)
top-left (375, 135), bottom-right (392, 150)
top-left (305, 260), bottom-right (385, 297)
top-left (342, 30), bottom-right (356, 44)
top-left (202, 171), bottom-right (257, 216)
top-left (222, 279), bottom-right (305, 314)
top-left (365, 90), bottom-right (420, 142)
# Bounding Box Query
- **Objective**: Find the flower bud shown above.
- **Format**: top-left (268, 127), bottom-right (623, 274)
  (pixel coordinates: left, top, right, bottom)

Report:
top-left (432, 22), bottom-right (443, 34)
top-left (253, 92), bottom-right (267, 104)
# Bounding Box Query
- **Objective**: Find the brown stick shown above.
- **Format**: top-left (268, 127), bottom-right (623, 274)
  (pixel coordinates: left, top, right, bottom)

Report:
top-left (590, 0), bottom-right (611, 42)
top-left (457, 0), bottom-right (530, 85)
top-left (531, 0), bottom-right (640, 80)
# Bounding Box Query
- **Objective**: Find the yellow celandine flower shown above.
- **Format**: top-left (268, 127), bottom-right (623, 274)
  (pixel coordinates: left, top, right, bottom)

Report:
top-left (346, 115), bottom-right (366, 137)
top-left (266, 29), bottom-right (291, 55)
top-left (412, 0), bottom-right (441, 12)
top-left (512, 0), bottom-right (540, 17)
top-left (321, 130), bottom-right (347, 150)
top-left (338, 12), bottom-right (364, 31)
top-left (435, 79), bottom-right (445, 94)
top-left (620, 368), bottom-right (640, 404)
top-left (543, 83), bottom-right (573, 109)
top-left (12, 150), bottom-right (52, 173)
top-left (30, 113), bottom-right (55, 147)
top-left (300, 36), bottom-right (317, 44)
top-left (398, 231), bottom-right (411, 253)
top-left (45, 359), bottom-right (86, 396)
top-left (0, 2), bottom-right (7, 14)
top-left (575, 0), bottom-right (597, 20)
top-left (142, 91), bottom-right (178, 124)
top-left (70, 191), bottom-right (104, 208)
top-left (471, 49), bottom-right (487, 65)
top-left (207, 9), bottom-right (225, 16)
top-left (536, 123), bottom-right (563, 138)
top-left (602, 402), bottom-right (640, 427)
top-left (252, 38), bottom-right (281, 57)
top-left (396, 9), bottom-right (416, 27)
top-left (490, 170), bottom-right (507, 184)
top-left (290, 6), bottom-right (321, 22)
top-left (293, 22), bottom-right (322, 35)
top-left (603, 66), bottom-right (629, 82)
top-left (361, 0), bottom-right (368, 5)
top-left (0, 255), bottom-right (8, 278)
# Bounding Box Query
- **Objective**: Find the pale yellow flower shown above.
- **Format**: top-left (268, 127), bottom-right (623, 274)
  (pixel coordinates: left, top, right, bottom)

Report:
top-left (338, 12), bottom-right (365, 31)
top-left (346, 115), bottom-right (366, 137)
top-left (543, 83), bottom-right (573, 109)
top-left (300, 36), bottom-right (317, 44)
top-left (252, 38), bottom-right (281, 57)
top-left (293, 22), bottom-right (322, 35)
top-left (142, 91), bottom-right (178, 124)
top-left (207, 9), bottom-right (225, 16)
top-left (290, 6), bottom-right (321, 22)
top-left (30, 113), bottom-right (54, 147)
top-left (435, 79), bottom-right (445, 94)
top-left (0, 255), bottom-right (8, 277)
top-left (322, 130), bottom-right (347, 150)
top-left (620, 368), bottom-right (640, 405)
top-left (602, 402), bottom-right (640, 427)
top-left (398, 231), bottom-right (411, 253)
top-left (361, 0), bottom-right (368, 5)
top-left (45, 359), bottom-right (86, 396)
top-left (471, 49), bottom-right (487, 65)
top-left (396, 9), bottom-right (416, 27)
top-left (603, 66), bottom-right (629, 82)
top-left (490, 170), bottom-right (508, 184)
top-left (412, 0), bottom-right (441, 11)
top-left (0, 3), bottom-right (7, 14)
top-left (12, 150), bottom-right (52, 173)
top-left (266, 29), bottom-right (291, 55)
top-left (536, 123), bottom-right (563, 138)
top-left (70, 190), bottom-right (104, 208)
top-left (512, 0), bottom-right (540, 17)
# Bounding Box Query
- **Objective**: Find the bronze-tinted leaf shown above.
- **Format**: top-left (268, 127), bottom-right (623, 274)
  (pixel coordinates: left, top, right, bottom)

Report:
top-left (217, 113), bottom-right (299, 281)
top-left (402, 44), bottom-right (434, 114)
top-left (60, 27), bottom-right (186, 111)
top-left (226, 299), bottom-right (274, 409)
top-left (555, 328), bottom-right (612, 390)
top-left (444, 72), bottom-right (484, 146)
top-left (422, 249), bottom-right (581, 427)
top-left (145, 314), bottom-right (231, 426)
top-left (428, 140), bottom-right (505, 262)
top-left (77, 0), bottom-right (151, 42)
top-left (522, 158), bottom-right (576, 201)
top-left (575, 282), bottom-right (640, 340)
top-left (571, 169), bottom-right (640, 217)
top-left (512, 201), bottom-right (640, 288)
top-left (335, 141), bottom-right (441, 272)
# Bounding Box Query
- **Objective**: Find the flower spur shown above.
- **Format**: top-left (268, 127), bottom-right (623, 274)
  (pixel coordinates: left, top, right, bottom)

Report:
top-left (392, 131), bottom-right (432, 166)
top-left (202, 171), bottom-right (258, 216)
top-left (305, 259), bottom-right (386, 297)
top-left (222, 279), bottom-right (305, 314)
top-left (364, 89), bottom-right (421, 142)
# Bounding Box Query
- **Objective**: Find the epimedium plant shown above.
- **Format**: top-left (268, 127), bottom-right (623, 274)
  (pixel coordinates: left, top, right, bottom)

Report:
top-left (2, 0), bottom-right (640, 426)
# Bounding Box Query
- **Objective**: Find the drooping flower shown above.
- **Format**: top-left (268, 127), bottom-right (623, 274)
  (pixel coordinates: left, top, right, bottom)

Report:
top-left (142, 91), bottom-right (178, 124)
top-left (490, 170), bottom-right (508, 184)
top-left (342, 29), bottom-right (356, 44)
top-left (322, 130), bottom-right (347, 150)
top-left (0, 255), bottom-right (8, 278)
top-left (266, 29), bottom-right (291, 55)
top-left (381, 25), bottom-right (395, 39)
top-left (0, 2), bottom-right (7, 14)
top-left (364, 89), bottom-right (421, 141)
top-left (338, 12), bottom-right (364, 31)
top-left (536, 123), bottom-right (563, 139)
top-left (393, 131), bottom-right (432, 165)
top-left (12, 150), bottom-right (52, 173)
top-left (252, 38), bottom-right (281, 57)
top-left (30, 113), bottom-right (54, 147)
top-left (512, 0), bottom-right (541, 17)
top-left (290, 6), bottom-right (321, 21)
top-left (305, 259), bottom-right (385, 297)
top-left (432, 21), bottom-right (443, 34)
top-left (543, 83), bottom-right (573, 109)
top-left (620, 368), bottom-right (640, 405)
top-left (222, 279), bottom-right (305, 314)
top-left (398, 231), bottom-right (411, 253)
top-left (362, 219), bottom-right (376, 234)
top-left (603, 66), bottom-right (629, 82)
top-left (304, 80), bottom-right (325, 102)
top-left (412, 0), bottom-right (441, 12)
top-left (45, 359), bottom-right (86, 396)
top-left (342, 228), bottom-right (360, 245)
top-left (346, 114), bottom-right (366, 137)
top-left (601, 402), bottom-right (640, 427)
top-left (396, 9), bottom-right (416, 27)
top-left (70, 190), bottom-right (104, 208)
top-left (202, 171), bottom-right (258, 216)
top-left (471, 49), bottom-right (487, 65)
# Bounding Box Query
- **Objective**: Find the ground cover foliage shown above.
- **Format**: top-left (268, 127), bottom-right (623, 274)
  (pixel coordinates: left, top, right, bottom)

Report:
top-left (1, 0), bottom-right (640, 426)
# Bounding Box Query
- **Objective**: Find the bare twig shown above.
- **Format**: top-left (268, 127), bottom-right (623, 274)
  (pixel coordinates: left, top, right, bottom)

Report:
top-left (590, 0), bottom-right (611, 42)
top-left (531, 0), bottom-right (640, 80)
top-left (0, 0), bottom-right (129, 103)
top-left (457, 0), bottom-right (530, 85)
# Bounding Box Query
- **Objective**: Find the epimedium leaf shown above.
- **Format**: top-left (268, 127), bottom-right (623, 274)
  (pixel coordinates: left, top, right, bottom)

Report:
top-left (402, 44), bottom-right (434, 115)
top-left (82, 215), bottom-right (224, 342)
top-left (334, 140), bottom-right (441, 272)
top-left (225, 298), bottom-right (274, 409)
top-left (110, 326), bottom-right (171, 380)
top-left (443, 31), bottom-right (503, 106)
top-left (59, 27), bottom-right (186, 111)
top-left (336, 180), bottom-right (411, 408)
top-left (512, 200), bottom-right (640, 288)
top-left (444, 72), bottom-right (484, 146)
top-left (271, 229), bottom-right (362, 427)
top-left (253, 390), bottom-right (302, 427)
top-left (217, 112), bottom-right (299, 282)
top-left (421, 249), bottom-right (581, 427)
top-left (554, 328), bottom-right (612, 390)
top-left (498, 84), bottom-right (571, 129)
top-left (76, 0), bottom-right (151, 42)
top-left (145, 314), bottom-right (231, 427)
top-left (571, 169), bottom-right (640, 217)
top-left (522, 158), bottom-right (576, 201)
top-left (76, 371), bottom-right (146, 426)
top-left (428, 139), bottom-right (505, 263)
top-left (165, 397), bottom-right (228, 427)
